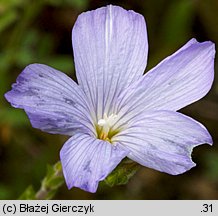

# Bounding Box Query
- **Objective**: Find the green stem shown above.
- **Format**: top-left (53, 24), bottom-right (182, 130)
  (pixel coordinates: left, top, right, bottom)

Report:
top-left (19, 161), bottom-right (64, 200)
top-left (35, 162), bottom-right (64, 199)
top-left (19, 159), bottom-right (140, 199)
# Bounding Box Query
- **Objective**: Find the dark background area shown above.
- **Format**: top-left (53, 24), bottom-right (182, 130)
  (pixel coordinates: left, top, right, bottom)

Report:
top-left (0, 0), bottom-right (218, 199)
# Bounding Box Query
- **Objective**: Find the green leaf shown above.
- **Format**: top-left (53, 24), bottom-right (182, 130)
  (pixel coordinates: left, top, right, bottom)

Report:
top-left (19, 159), bottom-right (139, 200)
top-left (19, 186), bottom-right (36, 200)
top-left (42, 162), bottom-right (64, 191)
top-left (45, 190), bottom-right (57, 200)
top-left (35, 161), bottom-right (64, 199)
top-left (104, 159), bottom-right (140, 187)
top-left (18, 162), bottom-right (64, 200)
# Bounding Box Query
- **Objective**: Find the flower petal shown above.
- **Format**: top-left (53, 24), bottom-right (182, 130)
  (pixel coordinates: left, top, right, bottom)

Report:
top-left (113, 110), bottom-right (212, 175)
top-left (60, 133), bottom-right (128, 192)
top-left (5, 64), bottom-right (94, 135)
top-left (72, 5), bottom-right (148, 120)
top-left (116, 39), bottom-right (215, 121)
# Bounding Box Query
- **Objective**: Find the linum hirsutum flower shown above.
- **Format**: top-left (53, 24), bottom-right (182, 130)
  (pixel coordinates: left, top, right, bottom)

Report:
top-left (5, 5), bottom-right (215, 193)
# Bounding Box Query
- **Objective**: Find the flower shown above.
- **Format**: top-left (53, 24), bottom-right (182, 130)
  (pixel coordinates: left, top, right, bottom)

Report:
top-left (5, 5), bottom-right (215, 193)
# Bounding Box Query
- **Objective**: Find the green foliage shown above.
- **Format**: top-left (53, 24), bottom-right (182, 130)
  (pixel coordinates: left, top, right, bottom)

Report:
top-left (19, 186), bottom-right (36, 200)
top-left (0, 0), bottom-right (218, 200)
top-left (104, 159), bottom-right (140, 187)
top-left (18, 159), bottom-right (140, 199)
top-left (36, 162), bottom-right (64, 199)
top-left (42, 162), bottom-right (64, 191)
top-left (18, 162), bottom-right (64, 200)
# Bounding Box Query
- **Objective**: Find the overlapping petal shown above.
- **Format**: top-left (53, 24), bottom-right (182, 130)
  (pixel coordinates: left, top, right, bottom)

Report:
top-left (72, 5), bottom-right (148, 120)
top-left (113, 110), bottom-right (212, 175)
top-left (115, 39), bottom-right (215, 125)
top-left (5, 64), bottom-right (94, 135)
top-left (4, 4), bottom-right (215, 193)
top-left (60, 133), bottom-right (128, 192)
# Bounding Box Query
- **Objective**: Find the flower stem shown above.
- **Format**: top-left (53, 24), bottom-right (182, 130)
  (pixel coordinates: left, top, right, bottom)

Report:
top-left (19, 159), bottom-right (139, 199)
top-left (19, 161), bottom-right (64, 200)
top-left (36, 161), bottom-right (64, 200)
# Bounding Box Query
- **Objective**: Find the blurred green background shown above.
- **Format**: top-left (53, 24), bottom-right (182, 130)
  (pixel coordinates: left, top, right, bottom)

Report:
top-left (1, 0), bottom-right (218, 199)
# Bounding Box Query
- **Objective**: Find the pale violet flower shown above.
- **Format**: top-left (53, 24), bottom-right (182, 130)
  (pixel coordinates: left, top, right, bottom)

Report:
top-left (5, 5), bottom-right (215, 193)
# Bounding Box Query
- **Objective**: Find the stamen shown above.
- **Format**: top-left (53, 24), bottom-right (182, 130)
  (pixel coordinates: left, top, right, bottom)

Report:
top-left (97, 113), bottom-right (118, 140)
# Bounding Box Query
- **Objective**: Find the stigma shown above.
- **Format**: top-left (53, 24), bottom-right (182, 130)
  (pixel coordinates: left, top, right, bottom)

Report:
top-left (97, 113), bottom-right (118, 141)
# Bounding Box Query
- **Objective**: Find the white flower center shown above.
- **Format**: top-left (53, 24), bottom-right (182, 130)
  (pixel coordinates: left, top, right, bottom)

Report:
top-left (97, 113), bottom-right (118, 141)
